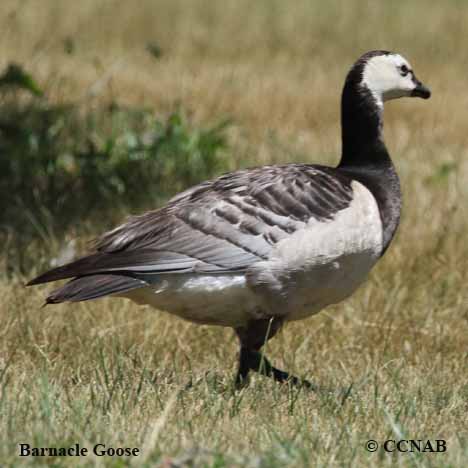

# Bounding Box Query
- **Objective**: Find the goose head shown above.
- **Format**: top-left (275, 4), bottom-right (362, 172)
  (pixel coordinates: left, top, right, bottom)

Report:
top-left (358, 50), bottom-right (431, 105)
top-left (340, 50), bottom-right (431, 165)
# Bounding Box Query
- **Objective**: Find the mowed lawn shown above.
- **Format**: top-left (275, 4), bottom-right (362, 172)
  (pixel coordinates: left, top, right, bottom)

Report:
top-left (0, 0), bottom-right (467, 466)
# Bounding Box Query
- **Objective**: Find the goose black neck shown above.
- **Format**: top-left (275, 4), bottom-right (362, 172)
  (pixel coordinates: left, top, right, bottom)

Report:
top-left (338, 80), bottom-right (392, 170)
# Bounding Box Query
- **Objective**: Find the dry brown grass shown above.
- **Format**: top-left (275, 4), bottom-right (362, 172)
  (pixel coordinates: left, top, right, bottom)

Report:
top-left (1, 1), bottom-right (467, 466)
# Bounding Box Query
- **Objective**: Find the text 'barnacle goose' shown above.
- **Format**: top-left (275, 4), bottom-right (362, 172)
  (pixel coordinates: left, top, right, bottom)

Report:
top-left (28, 50), bottom-right (431, 388)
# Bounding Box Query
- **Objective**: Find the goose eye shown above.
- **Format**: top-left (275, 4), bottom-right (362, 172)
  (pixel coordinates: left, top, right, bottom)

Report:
top-left (400, 65), bottom-right (409, 76)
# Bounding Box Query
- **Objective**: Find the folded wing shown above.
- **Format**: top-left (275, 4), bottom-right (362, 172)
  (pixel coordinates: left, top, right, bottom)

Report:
top-left (28, 165), bottom-right (354, 296)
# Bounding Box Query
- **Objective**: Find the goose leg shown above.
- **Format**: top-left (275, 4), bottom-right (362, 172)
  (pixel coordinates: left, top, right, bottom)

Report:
top-left (235, 318), bottom-right (313, 388)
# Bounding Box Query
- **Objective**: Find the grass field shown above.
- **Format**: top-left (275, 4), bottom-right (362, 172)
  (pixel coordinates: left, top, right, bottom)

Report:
top-left (1, 0), bottom-right (467, 466)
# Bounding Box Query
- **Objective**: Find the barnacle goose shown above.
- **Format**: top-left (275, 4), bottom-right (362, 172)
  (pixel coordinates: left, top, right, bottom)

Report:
top-left (28, 50), bottom-right (430, 387)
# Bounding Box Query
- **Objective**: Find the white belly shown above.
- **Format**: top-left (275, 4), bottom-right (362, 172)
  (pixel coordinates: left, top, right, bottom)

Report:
top-left (123, 247), bottom-right (377, 326)
top-left (122, 274), bottom-right (260, 327)
top-left (277, 250), bottom-right (379, 321)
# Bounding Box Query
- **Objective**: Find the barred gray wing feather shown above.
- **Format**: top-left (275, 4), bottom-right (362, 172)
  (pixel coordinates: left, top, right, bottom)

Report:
top-left (46, 274), bottom-right (147, 303)
top-left (28, 164), bottom-right (353, 286)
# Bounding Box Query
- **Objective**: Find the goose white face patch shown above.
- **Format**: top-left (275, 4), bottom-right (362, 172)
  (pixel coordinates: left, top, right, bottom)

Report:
top-left (362, 54), bottom-right (416, 104)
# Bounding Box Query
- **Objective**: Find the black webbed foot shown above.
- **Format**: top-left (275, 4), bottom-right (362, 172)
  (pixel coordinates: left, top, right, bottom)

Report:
top-left (235, 347), bottom-right (315, 390)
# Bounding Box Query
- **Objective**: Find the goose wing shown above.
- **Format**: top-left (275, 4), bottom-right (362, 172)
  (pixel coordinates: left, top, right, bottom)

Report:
top-left (28, 164), bottom-right (354, 285)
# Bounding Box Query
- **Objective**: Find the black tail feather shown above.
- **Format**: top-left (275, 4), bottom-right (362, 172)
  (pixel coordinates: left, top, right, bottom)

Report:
top-left (26, 248), bottom-right (192, 287)
top-left (27, 253), bottom-right (106, 286)
top-left (45, 274), bottom-right (147, 304)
